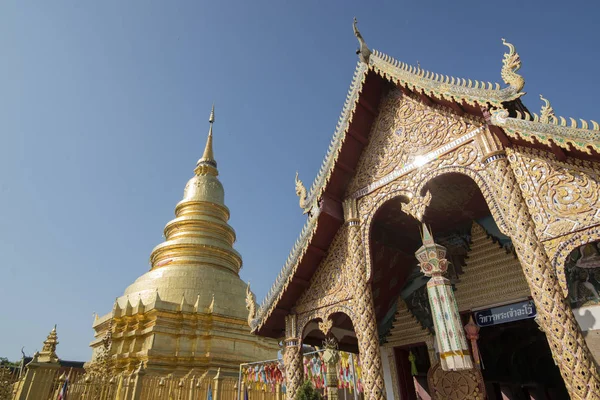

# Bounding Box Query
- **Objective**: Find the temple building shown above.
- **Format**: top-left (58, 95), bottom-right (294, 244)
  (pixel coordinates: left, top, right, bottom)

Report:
top-left (90, 107), bottom-right (279, 376)
top-left (250, 19), bottom-right (600, 400)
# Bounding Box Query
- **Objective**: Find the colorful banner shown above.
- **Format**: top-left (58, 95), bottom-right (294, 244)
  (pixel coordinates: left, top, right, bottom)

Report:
top-left (242, 360), bottom-right (286, 392)
top-left (302, 351), bottom-right (363, 393)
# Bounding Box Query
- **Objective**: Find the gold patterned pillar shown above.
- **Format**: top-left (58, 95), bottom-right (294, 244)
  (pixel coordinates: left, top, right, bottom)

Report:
top-left (485, 151), bottom-right (600, 400)
top-left (344, 199), bottom-right (387, 399)
top-left (283, 314), bottom-right (303, 400)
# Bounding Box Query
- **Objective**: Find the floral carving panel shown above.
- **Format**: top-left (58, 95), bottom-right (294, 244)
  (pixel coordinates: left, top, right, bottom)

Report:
top-left (347, 89), bottom-right (473, 194)
top-left (508, 146), bottom-right (600, 241)
top-left (294, 227), bottom-right (352, 315)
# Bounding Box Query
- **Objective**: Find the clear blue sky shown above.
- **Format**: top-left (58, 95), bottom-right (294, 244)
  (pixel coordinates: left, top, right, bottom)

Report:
top-left (1, 1), bottom-right (599, 362)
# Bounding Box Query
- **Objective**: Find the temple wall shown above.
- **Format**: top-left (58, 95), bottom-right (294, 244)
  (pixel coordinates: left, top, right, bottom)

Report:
top-left (574, 305), bottom-right (600, 366)
top-left (380, 347), bottom-right (396, 400)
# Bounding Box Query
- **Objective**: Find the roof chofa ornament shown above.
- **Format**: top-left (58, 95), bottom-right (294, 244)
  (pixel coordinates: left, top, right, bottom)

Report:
top-left (539, 94), bottom-right (556, 123)
top-left (295, 172), bottom-right (310, 214)
top-left (353, 17), bottom-right (371, 64)
top-left (501, 38), bottom-right (525, 94)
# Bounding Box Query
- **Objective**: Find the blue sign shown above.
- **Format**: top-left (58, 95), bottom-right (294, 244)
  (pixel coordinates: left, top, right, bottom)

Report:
top-left (474, 300), bottom-right (537, 327)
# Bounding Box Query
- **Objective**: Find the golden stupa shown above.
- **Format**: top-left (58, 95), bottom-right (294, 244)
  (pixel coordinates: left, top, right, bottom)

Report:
top-left (90, 106), bottom-right (279, 375)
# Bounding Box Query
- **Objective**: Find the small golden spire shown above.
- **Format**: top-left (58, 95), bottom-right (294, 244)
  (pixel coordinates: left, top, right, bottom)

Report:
top-left (195, 104), bottom-right (218, 176)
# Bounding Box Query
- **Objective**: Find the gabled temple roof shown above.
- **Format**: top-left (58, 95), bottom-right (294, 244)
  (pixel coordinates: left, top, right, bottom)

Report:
top-left (251, 22), bottom-right (600, 338)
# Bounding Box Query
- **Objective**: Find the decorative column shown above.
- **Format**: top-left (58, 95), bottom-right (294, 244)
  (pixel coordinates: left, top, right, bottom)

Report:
top-left (283, 314), bottom-right (303, 400)
top-left (323, 345), bottom-right (340, 400)
top-left (485, 151), bottom-right (600, 400)
top-left (415, 224), bottom-right (473, 371)
top-left (464, 316), bottom-right (481, 369)
top-left (343, 199), bottom-right (386, 399)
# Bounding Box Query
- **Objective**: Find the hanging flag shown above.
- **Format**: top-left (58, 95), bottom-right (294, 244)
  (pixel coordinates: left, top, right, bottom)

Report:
top-left (244, 386), bottom-right (249, 400)
top-left (207, 383), bottom-right (213, 400)
top-left (57, 378), bottom-right (68, 400)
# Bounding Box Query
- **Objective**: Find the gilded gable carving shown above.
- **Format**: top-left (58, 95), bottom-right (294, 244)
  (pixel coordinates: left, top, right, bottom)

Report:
top-left (347, 89), bottom-right (474, 194)
top-left (508, 146), bottom-right (600, 241)
top-left (294, 226), bottom-right (352, 314)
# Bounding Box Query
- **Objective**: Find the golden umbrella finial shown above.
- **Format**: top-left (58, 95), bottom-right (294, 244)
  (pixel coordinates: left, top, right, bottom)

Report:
top-left (196, 103), bottom-right (218, 175)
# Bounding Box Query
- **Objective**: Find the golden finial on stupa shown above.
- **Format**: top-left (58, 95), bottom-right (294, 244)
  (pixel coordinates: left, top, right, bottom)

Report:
top-left (195, 104), bottom-right (218, 176)
top-left (38, 325), bottom-right (59, 363)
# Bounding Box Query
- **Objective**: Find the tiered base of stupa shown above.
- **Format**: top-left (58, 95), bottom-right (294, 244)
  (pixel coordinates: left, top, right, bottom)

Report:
top-left (91, 292), bottom-right (279, 377)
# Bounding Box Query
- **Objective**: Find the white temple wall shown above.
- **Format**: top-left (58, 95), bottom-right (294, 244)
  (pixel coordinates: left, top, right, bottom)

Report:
top-left (573, 305), bottom-right (600, 366)
top-left (380, 346), bottom-right (396, 399)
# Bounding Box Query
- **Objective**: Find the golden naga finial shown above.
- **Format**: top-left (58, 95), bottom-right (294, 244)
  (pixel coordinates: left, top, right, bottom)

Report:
top-left (501, 38), bottom-right (525, 93)
top-left (245, 282), bottom-right (257, 327)
top-left (295, 172), bottom-right (310, 214)
top-left (539, 94), bottom-right (556, 123)
top-left (353, 17), bottom-right (371, 64)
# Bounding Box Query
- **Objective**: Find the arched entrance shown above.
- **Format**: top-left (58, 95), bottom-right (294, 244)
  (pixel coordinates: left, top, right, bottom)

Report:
top-left (368, 173), bottom-right (569, 399)
top-left (301, 312), bottom-right (364, 399)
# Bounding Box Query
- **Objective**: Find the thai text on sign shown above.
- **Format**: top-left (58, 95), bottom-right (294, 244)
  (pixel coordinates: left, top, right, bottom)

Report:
top-left (474, 300), bottom-right (536, 327)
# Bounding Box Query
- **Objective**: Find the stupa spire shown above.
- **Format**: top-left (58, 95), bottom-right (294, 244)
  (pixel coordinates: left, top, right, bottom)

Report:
top-left (195, 104), bottom-right (218, 176)
top-left (38, 325), bottom-right (59, 363)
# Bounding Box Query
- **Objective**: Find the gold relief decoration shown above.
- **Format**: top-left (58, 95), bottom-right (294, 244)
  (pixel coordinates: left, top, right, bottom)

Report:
top-left (296, 302), bottom-right (359, 345)
top-left (427, 361), bottom-right (486, 400)
top-left (284, 314), bottom-right (298, 341)
top-left (318, 318), bottom-right (333, 336)
top-left (346, 222), bottom-right (387, 400)
top-left (507, 146), bottom-right (600, 241)
top-left (283, 314), bottom-right (303, 400)
top-left (343, 198), bottom-right (359, 225)
top-left (401, 190), bottom-right (431, 222)
top-left (294, 227), bottom-right (351, 315)
top-left (483, 156), bottom-right (600, 399)
top-left (283, 342), bottom-right (303, 400)
top-left (347, 89), bottom-right (477, 194)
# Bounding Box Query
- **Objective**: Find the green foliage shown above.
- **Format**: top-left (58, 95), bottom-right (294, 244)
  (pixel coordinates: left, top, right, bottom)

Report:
top-left (0, 357), bottom-right (18, 367)
top-left (296, 380), bottom-right (322, 400)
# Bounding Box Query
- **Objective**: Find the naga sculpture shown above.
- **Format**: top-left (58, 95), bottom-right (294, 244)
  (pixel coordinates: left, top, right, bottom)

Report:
top-left (501, 38), bottom-right (525, 93)
top-left (353, 17), bottom-right (371, 64)
top-left (246, 282), bottom-right (257, 327)
top-left (295, 172), bottom-right (310, 214)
